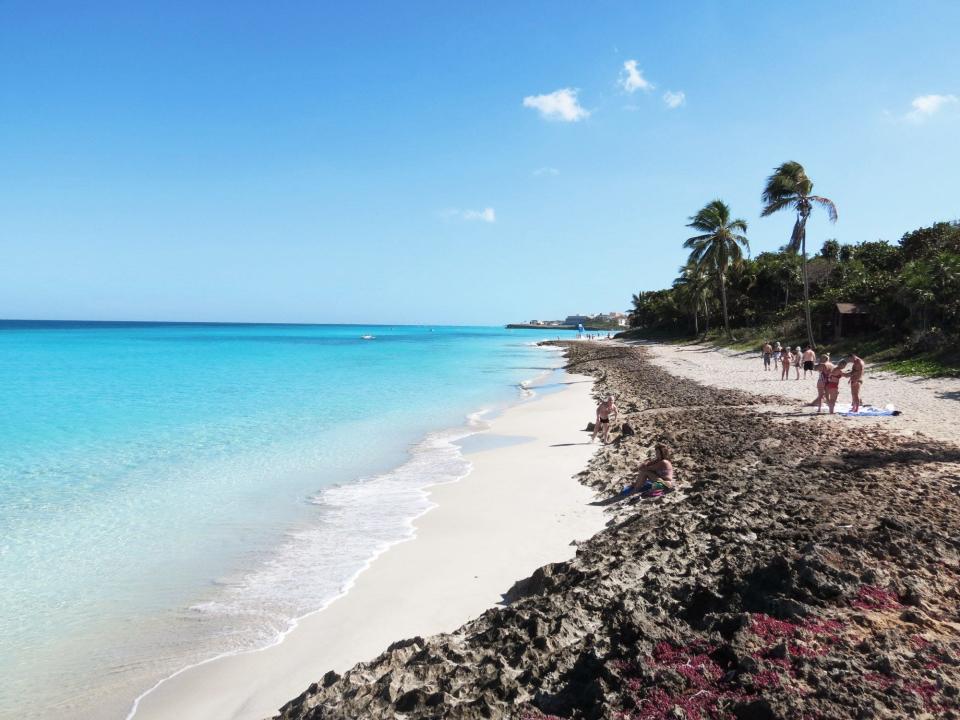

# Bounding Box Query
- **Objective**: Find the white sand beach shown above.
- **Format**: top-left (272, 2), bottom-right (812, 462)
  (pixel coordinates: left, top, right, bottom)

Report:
top-left (130, 370), bottom-right (605, 720)
top-left (634, 340), bottom-right (960, 445)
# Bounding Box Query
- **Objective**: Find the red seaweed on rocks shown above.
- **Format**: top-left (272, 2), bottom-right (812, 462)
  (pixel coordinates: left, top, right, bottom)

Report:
top-left (614, 642), bottom-right (750, 720)
top-left (851, 585), bottom-right (901, 611)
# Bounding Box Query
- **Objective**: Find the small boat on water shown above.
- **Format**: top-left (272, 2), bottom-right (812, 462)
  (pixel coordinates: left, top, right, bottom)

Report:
top-left (361, 334), bottom-right (375, 340)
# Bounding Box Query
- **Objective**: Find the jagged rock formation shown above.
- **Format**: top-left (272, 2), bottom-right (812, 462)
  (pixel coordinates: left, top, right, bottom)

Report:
top-left (275, 343), bottom-right (960, 719)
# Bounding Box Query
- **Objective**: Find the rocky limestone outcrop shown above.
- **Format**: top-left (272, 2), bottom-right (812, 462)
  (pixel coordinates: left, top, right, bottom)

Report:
top-left (275, 343), bottom-right (960, 719)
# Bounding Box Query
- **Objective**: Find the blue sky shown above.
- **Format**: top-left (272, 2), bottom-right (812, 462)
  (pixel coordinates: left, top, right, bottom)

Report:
top-left (2, 1), bottom-right (959, 324)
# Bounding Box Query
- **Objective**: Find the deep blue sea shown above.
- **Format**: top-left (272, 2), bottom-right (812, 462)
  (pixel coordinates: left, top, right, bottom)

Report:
top-left (0, 321), bottom-right (572, 719)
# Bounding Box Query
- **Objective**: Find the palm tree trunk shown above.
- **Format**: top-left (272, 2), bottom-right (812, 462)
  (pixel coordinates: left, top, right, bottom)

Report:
top-left (703, 298), bottom-right (710, 334)
top-left (800, 231), bottom-right (815, 349)
top-left (720, 273), bottom-right (730, 337)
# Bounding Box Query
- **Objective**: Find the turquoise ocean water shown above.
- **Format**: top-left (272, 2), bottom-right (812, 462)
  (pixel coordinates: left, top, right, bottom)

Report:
top-left (0, 321), bottom-right (572, 719)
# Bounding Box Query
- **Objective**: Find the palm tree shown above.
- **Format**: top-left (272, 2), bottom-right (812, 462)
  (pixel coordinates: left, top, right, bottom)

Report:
top-left (674, 258), bottom-right (711, 335)
top-left (684, 199), bottom-right (749, 338)
top-left (761, 161), bottom-right (837, 349)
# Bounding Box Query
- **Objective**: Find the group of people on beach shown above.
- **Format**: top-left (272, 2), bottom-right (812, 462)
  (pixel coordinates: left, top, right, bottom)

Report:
top-left (760, 341), bottom-right (818, 380)
top-left (591, 395), bottom-right (675, 499)
top-left (761, 342), bottom-right (865, 414)
top-left (588, 341), bottom-right (866, 506)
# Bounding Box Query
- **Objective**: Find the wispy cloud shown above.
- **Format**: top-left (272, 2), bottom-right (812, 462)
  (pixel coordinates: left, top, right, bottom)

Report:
top-left (619, 60), bottom-right (654, 94)
top-left (463, 208), bottom-right (496, 223)
top-left (906, 93), bottom-right (957, 121)
top-left (663, 90), bottom-right (686, 109)
top-left (532, 167), bottom-right (560, 177)
top-left (522, 88), bottom-right (590, 122)
top-left (441, 207), bottom-right (496, 223)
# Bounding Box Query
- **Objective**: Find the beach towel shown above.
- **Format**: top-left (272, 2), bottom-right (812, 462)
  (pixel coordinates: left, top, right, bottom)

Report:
top-left (837, 404), bottom-right (900, 417)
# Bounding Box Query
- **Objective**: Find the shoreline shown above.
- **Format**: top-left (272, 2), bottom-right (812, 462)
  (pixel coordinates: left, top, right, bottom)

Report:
top-left (131, 366), bottom-right (605, 720)
top-left (125, 417), bottom-right (482, 720)
top-left (273, 342), bottom-right (960, 719)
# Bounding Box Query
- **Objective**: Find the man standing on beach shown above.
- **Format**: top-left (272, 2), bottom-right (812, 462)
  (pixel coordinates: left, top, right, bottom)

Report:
top-left (762, 342), bottom-right (773, 371)
top-left (591, 395), bottom-right (618, 444)
top-left (802, 346), bottom-right (816, 378)
top-left (847, 353), bottom-right (865, 413)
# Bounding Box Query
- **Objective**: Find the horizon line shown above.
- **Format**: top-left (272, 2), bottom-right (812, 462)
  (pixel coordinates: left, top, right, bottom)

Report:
top-left (0, 318), bottom-right (541, 329)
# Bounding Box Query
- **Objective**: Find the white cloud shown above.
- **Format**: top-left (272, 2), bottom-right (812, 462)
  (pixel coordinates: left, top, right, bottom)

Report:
top-left (619, 60), bottom-right (654, 94)
top-left (663, 90), bottom-right (686, 109)
top-left (463, 207), bottom-right (496, 223)
top-left (438, 207), bottom-right (496, 223)
top-left (522, 88), bottom-right (590, 122)
top-left (907, 93), bottom-right (957, 121)
top-left (532, 167), bottom-right (560, 177)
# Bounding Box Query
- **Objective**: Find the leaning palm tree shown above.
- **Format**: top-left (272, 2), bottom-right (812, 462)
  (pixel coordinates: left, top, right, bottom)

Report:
top-left (761, 161), bottom-right (837, 349)
top-left (684, 200), bottom-right (749, 338)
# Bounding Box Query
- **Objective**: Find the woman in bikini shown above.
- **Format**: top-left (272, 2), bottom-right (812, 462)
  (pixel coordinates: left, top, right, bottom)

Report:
top-left (636, 444), bottom-right (675, 494)
top-left (826, 359), bottom-right (847, 414)
top-left (793, 346), bottom-right (802, 380)
top-left (814, 355), bottom-right (832, 412)
top-left (780, 347), bottom-right (793, 380)
top-left (846, 353), bottom-right (865, 413)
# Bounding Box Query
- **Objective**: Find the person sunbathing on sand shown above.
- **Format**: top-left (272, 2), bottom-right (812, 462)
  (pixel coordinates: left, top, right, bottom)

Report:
top-left (636, 444), bottom-right (675, 494)
top-left (591, 395), bottom-right (618, 444)
top-left (619, 444), bottom-right (675, 498)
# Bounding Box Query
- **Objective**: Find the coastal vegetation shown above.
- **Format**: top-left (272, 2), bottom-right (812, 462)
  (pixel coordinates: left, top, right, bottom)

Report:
top-left (626, 161), bottom-right (960, 373)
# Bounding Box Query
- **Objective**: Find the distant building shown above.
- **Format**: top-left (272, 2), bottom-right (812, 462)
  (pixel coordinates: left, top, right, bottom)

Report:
top-left (833, 303), bottom-right (871, 340)
top-left (568, 312), bottom-right (629, 327)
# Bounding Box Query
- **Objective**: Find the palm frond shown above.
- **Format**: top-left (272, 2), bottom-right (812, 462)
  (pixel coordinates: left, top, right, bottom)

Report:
top-left (809, 195), bottom-right (838, 223)
top-left (683, 233), bottom-right (713, 249)
top-left (759, 196), bottom-right (795, 217)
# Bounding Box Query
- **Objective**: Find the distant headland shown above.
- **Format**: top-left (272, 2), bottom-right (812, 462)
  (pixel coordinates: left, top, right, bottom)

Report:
top-left (506, 312), bottom-right (628, 331)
